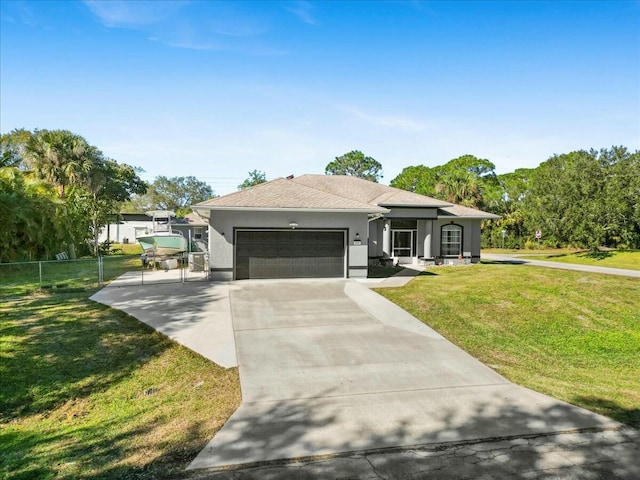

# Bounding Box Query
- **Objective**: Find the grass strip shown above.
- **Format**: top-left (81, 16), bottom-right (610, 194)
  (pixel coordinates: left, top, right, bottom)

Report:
top-left (518, 250), bottom-right (640, 271)
top-left (376, 263), bottom-right (640, 428)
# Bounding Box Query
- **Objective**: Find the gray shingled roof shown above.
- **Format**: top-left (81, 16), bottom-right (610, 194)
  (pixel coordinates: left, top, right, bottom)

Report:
top-left (194, 177), bottom-right (387, 212)
top-left (438, 204), bottom-right (500, 219)
top-left (292, 174), bottom-right (452, 207)
top-left (194, 174), bottom-right (498, 219)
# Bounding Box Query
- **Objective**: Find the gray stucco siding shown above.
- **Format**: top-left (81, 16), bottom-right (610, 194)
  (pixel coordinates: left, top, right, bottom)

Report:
top-left (383, 207), bottom-right (438, 219)
top-left (431, 219), bottom-right (482, 261)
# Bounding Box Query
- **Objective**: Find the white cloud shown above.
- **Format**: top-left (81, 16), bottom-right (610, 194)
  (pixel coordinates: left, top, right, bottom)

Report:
top-left (83, 0), bottom-right (185, 28)
top-left (83, 1), bottom-right (286, 55)
top-left (285, 1), bottom-right (318, 25)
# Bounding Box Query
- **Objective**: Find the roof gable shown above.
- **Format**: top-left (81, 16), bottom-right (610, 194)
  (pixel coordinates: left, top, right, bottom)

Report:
top-left (194, 177), bottom-right (386, 212)
top-left (291, 174), bottom-right (452, 207)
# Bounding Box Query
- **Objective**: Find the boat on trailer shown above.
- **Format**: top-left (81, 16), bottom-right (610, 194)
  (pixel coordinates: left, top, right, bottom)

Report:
top-left (136, 210), bottom-right (188, 257)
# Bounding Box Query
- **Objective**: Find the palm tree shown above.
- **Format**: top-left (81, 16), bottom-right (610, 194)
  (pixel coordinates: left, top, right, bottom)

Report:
top-left (435, 170), bottom-right (482, 207)
top-left (24, 130), bottom-right (94, 198)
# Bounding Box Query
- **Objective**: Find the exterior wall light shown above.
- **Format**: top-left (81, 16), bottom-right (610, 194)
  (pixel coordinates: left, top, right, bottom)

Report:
top-left (354, 233), bottom-right (362, 245)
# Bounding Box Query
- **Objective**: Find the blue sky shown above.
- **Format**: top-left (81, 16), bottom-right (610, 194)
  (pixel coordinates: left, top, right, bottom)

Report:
top-left (1, 1), bottom-right (639, 195)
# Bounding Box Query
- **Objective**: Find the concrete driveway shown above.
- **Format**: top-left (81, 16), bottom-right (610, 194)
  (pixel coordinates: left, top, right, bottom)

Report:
top-left (188, 279), bottom-right (619, 470)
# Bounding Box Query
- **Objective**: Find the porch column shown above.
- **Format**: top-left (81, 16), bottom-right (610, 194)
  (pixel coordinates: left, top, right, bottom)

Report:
top-left (382, 219), bottom-right (391, 257)
top-left (424, 220), bottom-right (433, 258)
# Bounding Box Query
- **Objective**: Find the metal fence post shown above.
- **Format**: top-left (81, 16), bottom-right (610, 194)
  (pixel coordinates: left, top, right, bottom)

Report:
top-left (39, 261), bottom-right (42, 290)
top-left (181, 253), bottom-right (186, 284)
top-left (97, 256), bottom-right (103, 288)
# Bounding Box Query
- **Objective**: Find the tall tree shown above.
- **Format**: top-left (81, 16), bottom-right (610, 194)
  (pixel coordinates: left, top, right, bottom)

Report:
top-left (24, 129), bottom-right (95, 199)
top-left (389, 165), bottom-right (436, 195)
top-left (0, 128), bottom-right (32, 168)
top-left (78, 159), bottom-right (148, 255)
top-left (435, 169), bottom-right (482, 207)
top-left (3, 128), bottom-right (147, 258)
top-left (238, 170), bottom-right (267, 190)
top-left (125, 176), bottom-right (214, 217)
top-left (0, 166), bottom-right (66, 262)
top-left (602, 147), bottom-right (640, 248)
top-left (524, 150), bottom-right (609, 250)
top-left (482, 168), bottom-right (533, 248)
top-left (391, 155), bottom-right (498, 209)
top-left (325, 150), bottom-right (382, 182)
top-left (444, 154), bottom-right (497, 178)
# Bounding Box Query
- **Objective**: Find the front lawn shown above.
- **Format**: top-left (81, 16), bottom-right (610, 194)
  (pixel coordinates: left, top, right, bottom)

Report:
top-left (0, 255), bottom-right (142, 297)
top-left (518, 250), bottom-right (640, 271)
top-left (0, 290), bottom-right (240, 479)
top-left (376, 264), bottom-right (640, 428)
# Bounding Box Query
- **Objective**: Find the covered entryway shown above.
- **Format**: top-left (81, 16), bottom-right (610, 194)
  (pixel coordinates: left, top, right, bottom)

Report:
top-left (235, 230), bottom-right (346, 280)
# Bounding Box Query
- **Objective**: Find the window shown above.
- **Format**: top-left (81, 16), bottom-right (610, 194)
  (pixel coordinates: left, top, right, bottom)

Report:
top-left (441, 224), bottom-right (462, 256)
top-left (392, 230), bottom-right (416, 257)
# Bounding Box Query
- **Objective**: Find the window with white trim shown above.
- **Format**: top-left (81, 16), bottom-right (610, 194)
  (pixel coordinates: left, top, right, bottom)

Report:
top-left (441, 224), bottom-right (462, 256)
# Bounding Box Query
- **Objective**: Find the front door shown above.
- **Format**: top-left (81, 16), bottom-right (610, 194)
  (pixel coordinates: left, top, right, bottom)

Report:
top-left (392, 230), bottom-right (415, 262)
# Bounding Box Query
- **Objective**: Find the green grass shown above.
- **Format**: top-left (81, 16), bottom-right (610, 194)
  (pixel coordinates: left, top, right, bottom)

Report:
top-left (519, 250), bottom-right (640, 271)
top-left (376, 264), bottom-right (640, 428)
top-left (111, 243), bottom-right (143, 255)
top-left (0, 267), bottom-right (241, 479)
top-left (0, 256), bottom-right (142, 297)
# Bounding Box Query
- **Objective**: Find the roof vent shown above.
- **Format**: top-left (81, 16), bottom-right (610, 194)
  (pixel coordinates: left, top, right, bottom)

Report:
top-left (286, 174), bottom-right (294, 179)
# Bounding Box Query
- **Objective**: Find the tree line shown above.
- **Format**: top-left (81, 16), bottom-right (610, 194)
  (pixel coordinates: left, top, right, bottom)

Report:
top-left (0, 129), bottom-right (213, 262)
top-left (386, 147), bottom-right (639, 250)
top-left (238, 147), bottom-right (639, 251)
top-left (2, 125), bottom-right (638, 262)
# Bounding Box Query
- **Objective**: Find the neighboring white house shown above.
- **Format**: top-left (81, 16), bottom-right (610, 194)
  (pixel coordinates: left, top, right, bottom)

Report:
top-left (98, 212), bottom-right (208, 246)
top-left (192, 175), bottom-right (498, 281)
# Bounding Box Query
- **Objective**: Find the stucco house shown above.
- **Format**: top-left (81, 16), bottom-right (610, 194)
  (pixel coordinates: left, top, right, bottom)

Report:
top-left (192, 175), bottom-right (498, 281)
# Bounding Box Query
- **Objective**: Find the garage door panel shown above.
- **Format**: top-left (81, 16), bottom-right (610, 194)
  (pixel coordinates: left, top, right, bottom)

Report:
top-left (236, 231), bottom-right (345, 280)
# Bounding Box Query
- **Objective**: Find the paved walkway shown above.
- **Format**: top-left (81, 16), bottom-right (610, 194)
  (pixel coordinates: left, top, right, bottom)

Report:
top-left (482, 253), bottom-right (640, 278)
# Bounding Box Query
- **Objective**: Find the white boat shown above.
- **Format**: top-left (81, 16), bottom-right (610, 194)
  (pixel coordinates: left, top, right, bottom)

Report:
top-left (136, 210), bottom-right (188, 256)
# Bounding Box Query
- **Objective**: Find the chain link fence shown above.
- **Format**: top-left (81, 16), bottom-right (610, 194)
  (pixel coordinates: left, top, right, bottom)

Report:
top-left (0, 254), bottom-right (210, 297)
